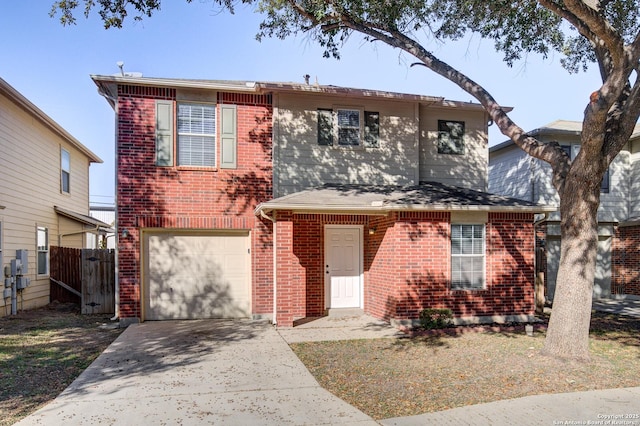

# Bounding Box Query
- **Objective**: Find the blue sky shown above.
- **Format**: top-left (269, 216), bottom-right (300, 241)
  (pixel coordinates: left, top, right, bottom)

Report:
top-left (1, 1), bottom-right (602, 205)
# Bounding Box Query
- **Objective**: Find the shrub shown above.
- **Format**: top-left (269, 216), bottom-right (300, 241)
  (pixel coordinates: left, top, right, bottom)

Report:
top-left (419, 308), bottom-right (453, 329)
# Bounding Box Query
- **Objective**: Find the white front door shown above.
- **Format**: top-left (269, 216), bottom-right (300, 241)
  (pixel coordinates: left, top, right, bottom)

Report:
top-left (325, 226), bottom-right (362, 308)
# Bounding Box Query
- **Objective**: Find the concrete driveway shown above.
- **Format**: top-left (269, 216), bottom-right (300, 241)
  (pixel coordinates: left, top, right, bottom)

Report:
top-left (17, 319), bottom-right (378, 425)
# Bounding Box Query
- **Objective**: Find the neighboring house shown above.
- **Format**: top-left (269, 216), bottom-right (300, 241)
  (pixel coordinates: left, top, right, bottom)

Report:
top-left (89, 205), bottom-right (115, 249)
top-left (0, 77), bottom-right (107, 316)
top-left (489, 120), bottom-right (640, 302)
top-left (92, 75), bottom-right (554, 327)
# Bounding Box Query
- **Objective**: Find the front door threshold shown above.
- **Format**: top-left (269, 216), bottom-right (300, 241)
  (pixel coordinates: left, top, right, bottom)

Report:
top-left (326, 308), bottom-right (364, 318)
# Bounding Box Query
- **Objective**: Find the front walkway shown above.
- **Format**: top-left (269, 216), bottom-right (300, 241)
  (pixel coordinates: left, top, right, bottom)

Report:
top-left (17, 320), bottom-right (377, 425)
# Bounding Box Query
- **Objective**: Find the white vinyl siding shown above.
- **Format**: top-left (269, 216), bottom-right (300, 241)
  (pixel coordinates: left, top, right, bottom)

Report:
top-left (61, 148), bottom-right (70, 193)
top-left (1, 85), bottom-right (93, 314)
top-left (419, 107), bottom-right (487, 191)
top-left (631, 147), bottom-right (640, 218)
top-left (276, 94), bottom-right (416, 197)
top-left (177, 103), bottom-right (216, 167)
top-left (451, 224), bottom-right (485, 290)
top-left (488, 145), bottom-right (534, 201)
top-left (37, 226), bottom-right (48, 276)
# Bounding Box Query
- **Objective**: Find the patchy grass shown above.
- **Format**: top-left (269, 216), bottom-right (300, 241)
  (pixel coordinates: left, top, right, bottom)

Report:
top-left (2, 305), bottom-right (638, 424)
top-left (290, 312), bottom-right (640, 420)
top-left (0, 303), bottom-right (123, 426)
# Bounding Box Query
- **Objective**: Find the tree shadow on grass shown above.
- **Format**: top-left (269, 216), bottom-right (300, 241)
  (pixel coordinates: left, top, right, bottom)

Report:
top-left (589, 311), bottom-right (640, 349)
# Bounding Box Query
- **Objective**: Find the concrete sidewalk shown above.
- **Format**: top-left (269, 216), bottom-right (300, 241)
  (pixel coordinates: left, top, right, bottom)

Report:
top-left (380, 387), bottom-right (640, 426)
top-left (16, 301), bottom-right (640, 425)
top-left (16, 319), bottom-right (378, 425)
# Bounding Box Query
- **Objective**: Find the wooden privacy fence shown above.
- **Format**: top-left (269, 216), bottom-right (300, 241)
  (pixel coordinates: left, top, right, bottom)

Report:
top-left (50, 246), bottom-right (115, 314)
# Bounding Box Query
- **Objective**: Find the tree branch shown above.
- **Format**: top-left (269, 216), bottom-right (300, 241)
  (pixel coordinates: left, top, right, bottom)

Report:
top-left (310, 7), bottom-right (572, 191)
top-left (562, 0), bottom-right (625, 66)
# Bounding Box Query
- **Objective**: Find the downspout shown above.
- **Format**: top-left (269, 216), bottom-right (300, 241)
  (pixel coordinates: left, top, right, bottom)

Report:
top-left (57, 225), bottom-right (101, 246)
top-left (533, 212), bottom-right (549, 314)
top-left (97, 85), bottom-right (120, 322)
top-left (259, 209), bottom-right (277, 325)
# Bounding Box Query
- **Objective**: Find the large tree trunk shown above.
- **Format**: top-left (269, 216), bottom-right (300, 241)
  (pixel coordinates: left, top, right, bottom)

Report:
top-left (542, 166), bottom-right (601, 361)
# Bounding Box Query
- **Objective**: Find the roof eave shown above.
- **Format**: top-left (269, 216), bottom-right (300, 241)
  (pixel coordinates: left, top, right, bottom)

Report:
top-left (1, 78), bottom-right (103, 163)
top-left (91, 74), bottom-right (258, 92)
top-left (255, 203), bottom-right (557, 217)
top-left (54, 206), bottom-right (111, 229)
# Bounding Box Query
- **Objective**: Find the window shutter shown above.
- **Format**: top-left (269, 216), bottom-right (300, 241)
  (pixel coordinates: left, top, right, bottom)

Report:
top-left (220, 104), bottom-right (237, 169)
top-left (317, 108), bottom-right (333, 146)
top-left (155, 100), bottom-right (174, 166)
top-left (364, 111), bottom-right (379, 147)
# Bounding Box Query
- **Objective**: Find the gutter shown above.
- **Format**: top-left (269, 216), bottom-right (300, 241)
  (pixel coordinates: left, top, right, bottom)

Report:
top-left (94, 81), bottom-right (121, 322)
top-left (254, 202), bottom-right (558, 217)
top-left (259, 210), bottom-right (277, 326)
top-left (57, 225), bottom-right (102, 246)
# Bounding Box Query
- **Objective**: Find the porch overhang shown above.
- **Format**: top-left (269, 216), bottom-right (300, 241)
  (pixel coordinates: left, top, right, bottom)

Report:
top-left (54, 206), bottom-right (112, 232)
top-left (255, 182), bottom-right (557, 217)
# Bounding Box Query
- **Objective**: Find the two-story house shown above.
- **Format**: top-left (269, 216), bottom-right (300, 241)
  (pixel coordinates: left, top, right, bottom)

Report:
top-left (489, 120), bottom-right (640, 302)
top-left (92, 75), bottom-right (554, 327)
top-left (1, 77), bottom-right (106, 316)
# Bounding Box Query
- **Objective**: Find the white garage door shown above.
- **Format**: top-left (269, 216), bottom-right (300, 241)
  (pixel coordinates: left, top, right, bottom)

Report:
top-left (143, 232), bottom-right (251, 320)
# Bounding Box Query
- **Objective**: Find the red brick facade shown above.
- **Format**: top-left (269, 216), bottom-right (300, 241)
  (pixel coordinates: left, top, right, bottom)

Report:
top-left (613, 224), bottom-right (640, 296)
top-left (273, 211), bottom-right (535, 326)
top-left (114, 82), bottom-right (539, 327)
top-left (115, 85), bottom-right (273, 320)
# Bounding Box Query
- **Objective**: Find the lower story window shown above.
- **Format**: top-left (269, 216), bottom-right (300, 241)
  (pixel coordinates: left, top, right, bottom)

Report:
top-left (451, 224), bottom-right (485, 289)
top-left (37, 226), bottom-right (49, 275)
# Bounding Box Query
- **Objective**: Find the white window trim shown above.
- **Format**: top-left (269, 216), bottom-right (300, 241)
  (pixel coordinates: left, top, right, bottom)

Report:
top-left (37, 226), bottom-right (49, 276)
top-left (335, 106), bottom-right (364, 147)
top-left (176, 102), bottom-right (217, 168)
top-left (61, 147), bottom-right (70, 193)
top-left (450, 223), bottom-right (486, 290)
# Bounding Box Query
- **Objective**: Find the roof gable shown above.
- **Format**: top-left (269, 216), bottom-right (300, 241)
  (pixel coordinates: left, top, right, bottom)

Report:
top-left (0, 77), bottom-right (102, 163)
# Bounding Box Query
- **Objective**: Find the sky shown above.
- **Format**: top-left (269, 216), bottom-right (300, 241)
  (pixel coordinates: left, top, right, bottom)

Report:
top-left (0, 1), bottom-right (603, 206)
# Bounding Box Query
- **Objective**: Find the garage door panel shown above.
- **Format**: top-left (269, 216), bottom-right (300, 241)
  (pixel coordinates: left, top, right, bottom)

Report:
top-left (144, 233), bottom-right (251, 320)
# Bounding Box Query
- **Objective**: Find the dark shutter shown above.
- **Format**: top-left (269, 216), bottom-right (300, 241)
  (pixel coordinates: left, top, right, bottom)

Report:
top-left (364, 111), bottom-right (379, 147)
top-left (317, 108), bottom-right (333, 146)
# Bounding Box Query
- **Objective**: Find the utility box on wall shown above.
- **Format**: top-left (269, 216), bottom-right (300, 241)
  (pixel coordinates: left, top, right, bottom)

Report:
top-left (16, 249), bottom-right (28, 274)
top-left (16, 276), bottom-right (30, 290)
top-left (10, 250), bottom-right (28, 276)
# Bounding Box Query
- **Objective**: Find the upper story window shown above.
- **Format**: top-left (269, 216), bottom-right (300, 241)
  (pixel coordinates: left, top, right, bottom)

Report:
top-left (37, 226), bottom-right (49, 276)
top-left (317, 108), bottom-right (379, 148)
top-left (438, 120), bottom-right (465, 155)
top-left (177, 103), bottom-right (216, 167)
top-left (561, 145), bottom-right (610, 193)
top-left (61, 148), bottom-right (70, 193)
top-left (451, 224), bottom-right (485, 290)
top-left (155, 100), bottom-right (237, 169)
